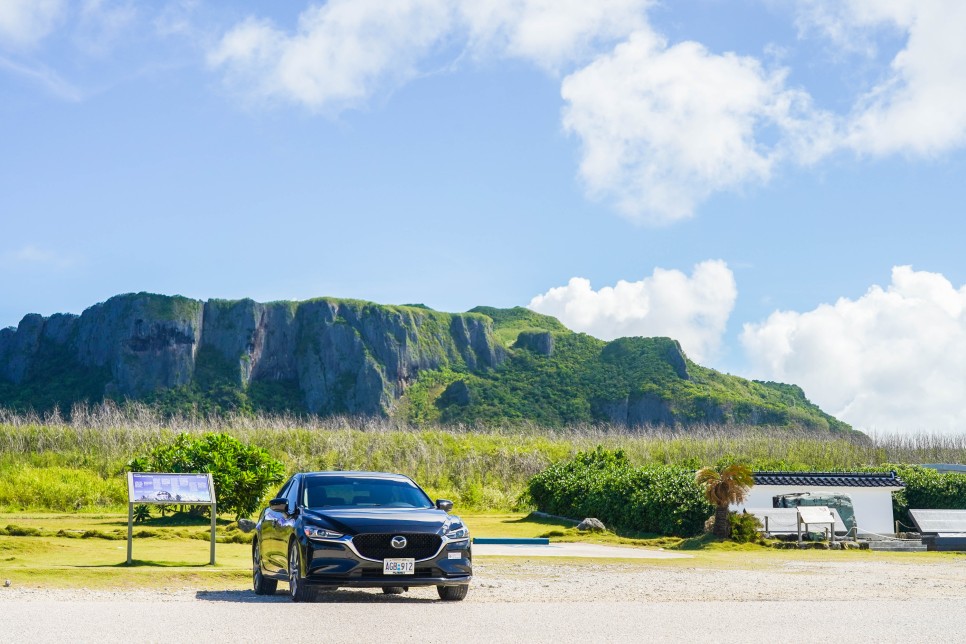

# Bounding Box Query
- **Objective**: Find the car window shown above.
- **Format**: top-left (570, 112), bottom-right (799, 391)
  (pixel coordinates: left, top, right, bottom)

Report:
top-left (274, 478), bottom-right (293, 501)
top-left (302, 477), bottom-right (433, 509)
top-left (287, 476), bottom-right (300, 508)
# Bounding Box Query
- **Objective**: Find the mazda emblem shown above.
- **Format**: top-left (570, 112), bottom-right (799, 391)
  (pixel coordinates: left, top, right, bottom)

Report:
top-left (390, 535), bottom-right (407, 549)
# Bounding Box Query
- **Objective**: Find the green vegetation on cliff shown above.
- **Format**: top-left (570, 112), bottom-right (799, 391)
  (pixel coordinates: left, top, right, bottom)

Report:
top-left (405, 316), bottom-right (848, 432)
top-left (468, 306), bottom-right (568, 346)
top-left (0, 293), bottom-right (847, 432)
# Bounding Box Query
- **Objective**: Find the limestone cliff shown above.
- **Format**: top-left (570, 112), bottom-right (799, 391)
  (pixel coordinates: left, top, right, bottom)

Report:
top-left (0, 293), bottom-right (503, 416)
top-left (0, 293), bottom-right (849, 432)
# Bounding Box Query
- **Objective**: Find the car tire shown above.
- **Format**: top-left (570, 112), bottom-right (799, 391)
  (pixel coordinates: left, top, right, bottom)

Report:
top-left (436, 584), bottom-right (468, 601)
top-left (288, 542), bottom-right (315, 603)
top-left (252, 540), bottom-right (277, 596)
top-left (382, 587), bottom-right (406, 595)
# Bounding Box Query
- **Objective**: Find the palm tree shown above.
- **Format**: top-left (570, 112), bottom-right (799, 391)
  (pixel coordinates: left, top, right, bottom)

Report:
top-left (695, 464), bottom-right (754, 538)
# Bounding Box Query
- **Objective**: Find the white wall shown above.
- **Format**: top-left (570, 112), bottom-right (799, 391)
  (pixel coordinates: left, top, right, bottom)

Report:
top-left (733, 486), bottom-right (901, 535)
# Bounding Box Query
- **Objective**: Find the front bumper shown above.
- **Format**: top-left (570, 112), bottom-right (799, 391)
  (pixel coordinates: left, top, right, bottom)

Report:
top-left (302, 533), bottom-right (472, 588)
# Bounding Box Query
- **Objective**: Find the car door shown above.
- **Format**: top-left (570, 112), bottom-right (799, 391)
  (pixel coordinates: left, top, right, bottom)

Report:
top-left (261, 478), bottom-right (293, 574)
top-left (277, 475), bottom-right (302, 574)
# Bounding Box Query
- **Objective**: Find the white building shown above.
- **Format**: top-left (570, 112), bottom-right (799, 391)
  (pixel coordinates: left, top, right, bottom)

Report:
top-left (732, 471), bottom-right (905, 536)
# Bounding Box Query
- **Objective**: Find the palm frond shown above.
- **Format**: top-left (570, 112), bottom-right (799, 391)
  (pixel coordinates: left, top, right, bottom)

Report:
top-left (695, 464), bottom-right (754, 507)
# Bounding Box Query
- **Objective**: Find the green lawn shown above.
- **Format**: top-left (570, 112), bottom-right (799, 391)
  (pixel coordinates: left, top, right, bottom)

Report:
top-left (0, 512), bottom-right (250, 588)
top-left (1, 511), bottom-right (960, 589)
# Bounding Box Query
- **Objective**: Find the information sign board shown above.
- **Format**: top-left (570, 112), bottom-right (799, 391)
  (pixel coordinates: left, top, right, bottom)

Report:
top-left (798, 506), bottom-right (835, 524)
top-left (909, 509), bottom-right (966, 535)
top-left (129, 473), bottom-right (214, 504)
top-left (797, 505), bottom-right (837, 543)
top-left (126, 472), bottom-right (217, 565)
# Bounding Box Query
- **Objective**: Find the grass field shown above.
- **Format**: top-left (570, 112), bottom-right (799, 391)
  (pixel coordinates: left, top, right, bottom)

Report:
top-left (2, 511), bottom-right (962, 591)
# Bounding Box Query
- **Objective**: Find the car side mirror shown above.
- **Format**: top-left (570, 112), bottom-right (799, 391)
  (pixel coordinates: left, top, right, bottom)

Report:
top-left (269, 497), bottom-right (288, 512)
top-left (436, 499), bottom-right (454, 512)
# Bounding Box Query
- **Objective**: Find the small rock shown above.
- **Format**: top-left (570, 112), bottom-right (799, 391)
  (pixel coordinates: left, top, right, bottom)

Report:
top-left (4, 580), bottom-right (10, 587)
top-left (577, 518), bottom-right (606, 533)
top-left (237, 519), bottom-right (256, 533)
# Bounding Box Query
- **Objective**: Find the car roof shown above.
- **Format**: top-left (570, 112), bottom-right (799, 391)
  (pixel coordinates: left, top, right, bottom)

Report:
top-left (299, 471), bottom-right (414, 481)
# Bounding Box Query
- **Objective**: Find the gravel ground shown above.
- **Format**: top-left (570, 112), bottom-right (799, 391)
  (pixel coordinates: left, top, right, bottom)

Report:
top-left (3, 557), bottom-right (966, 642)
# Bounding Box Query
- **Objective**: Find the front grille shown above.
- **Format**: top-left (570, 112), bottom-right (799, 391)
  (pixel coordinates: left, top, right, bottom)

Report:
top-left (353, 533), bottom-right (442, 560)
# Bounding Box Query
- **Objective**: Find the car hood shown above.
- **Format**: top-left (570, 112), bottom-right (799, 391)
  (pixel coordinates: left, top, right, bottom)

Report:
top-left (302, 507), bottom-right (450, 534)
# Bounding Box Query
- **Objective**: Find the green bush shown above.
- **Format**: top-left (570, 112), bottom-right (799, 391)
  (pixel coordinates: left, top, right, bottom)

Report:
top-left (728, 511), bottom-right (763, 543)
top-left (888, 465), bottom-right (966, 526)
top-left (128, 432), bottom-right (285, 519)
top-left (527, 447), bottom-right (713, 537)
top-left (133, 504), bottom-right (151, 523)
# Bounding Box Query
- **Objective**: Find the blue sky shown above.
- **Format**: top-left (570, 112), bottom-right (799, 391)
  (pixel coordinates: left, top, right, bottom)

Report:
top-left (2, 1), bottom-right (966, 434)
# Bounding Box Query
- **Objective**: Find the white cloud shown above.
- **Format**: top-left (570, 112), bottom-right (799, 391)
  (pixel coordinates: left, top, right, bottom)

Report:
top-left (560, 31), bottom-right (831, 223)
top-left (528, 260), bottom-right (736, 362)
top-left (208, 0), bottom-right (651, 109)
top-left (741, 266), bottom-right (966, 435)
top-left (0, 0), bottom-right (65, 50)
top-left (798, 0), bottom-right (966, 156)
top-left (205, 0), bottom-right (966, 221)
top-left (206, 2), bottom-right (836, 223)
top-left (208, 0), bottom-right (454, 111)
top-left (459, 0), bottom-right (650, 70)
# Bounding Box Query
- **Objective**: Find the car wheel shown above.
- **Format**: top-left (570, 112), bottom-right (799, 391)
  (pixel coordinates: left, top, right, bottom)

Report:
top-left (382, 587), bottom-right (406, 595)
top-left (288, 542), bottom-right (314, 602)
top-left (436, 584), bottom-right (468, 601)
top-left (252, 540), bottom-right (277, 596)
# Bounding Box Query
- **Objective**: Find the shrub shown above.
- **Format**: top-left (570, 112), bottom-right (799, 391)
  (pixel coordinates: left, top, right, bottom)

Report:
top-left (728, 511), bottom-right (763, 543)
top-left (888, 465), bottom-right (966, 526)
top-left (128, 432), bottom-right (285, 519)
top-left (133, 504), bottom-right (151, 523)
top-left (527, 447), bottom-right (713, 537)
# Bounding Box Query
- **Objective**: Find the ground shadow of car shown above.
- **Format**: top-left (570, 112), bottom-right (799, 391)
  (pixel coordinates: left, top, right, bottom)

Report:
top-left (195, 589), bottom-right (439, 604)
top-left (78, 561), bottom-right (212, 569)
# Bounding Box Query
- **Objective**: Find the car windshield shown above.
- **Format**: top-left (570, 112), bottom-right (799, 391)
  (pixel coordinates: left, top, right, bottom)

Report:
top-left (301, 476), bottom-right (434, 509)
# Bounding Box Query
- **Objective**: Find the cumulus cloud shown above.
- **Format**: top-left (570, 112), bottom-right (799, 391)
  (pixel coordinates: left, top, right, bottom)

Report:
top-left (208, 0), bottom-right (650, 109)
top-left (206, 0), bottom-right (966, 221)
top-left (741, 266), bottom-right (966, 434)
top-left (207, 1), bottom-right (836, 222)
top-left (798, 0), bottom-right (966, 156)
top-left (0, 0), bottom-right (65, 50)
top-left (208, 0), bottom-right (453, 111)
top-left (459, 0), bottom-right (649, 70)
top-left (528, 260), bottom-right (736, 362)
top-left (560, 31), bottom-right (831, 223)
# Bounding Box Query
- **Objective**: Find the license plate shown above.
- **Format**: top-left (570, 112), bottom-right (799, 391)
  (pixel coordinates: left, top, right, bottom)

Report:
top-left (383, 558), bottom-right (415, 575)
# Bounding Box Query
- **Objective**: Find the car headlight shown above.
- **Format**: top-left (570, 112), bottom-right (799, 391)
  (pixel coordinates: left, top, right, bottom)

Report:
top-left (445, 522), bottom-right (469, 540)
top-left (303, 526), bottom-right (344, 540)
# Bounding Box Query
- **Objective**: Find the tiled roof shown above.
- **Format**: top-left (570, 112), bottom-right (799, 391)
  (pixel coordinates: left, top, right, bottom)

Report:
top-left (752, 471), bottom-right (904, 488)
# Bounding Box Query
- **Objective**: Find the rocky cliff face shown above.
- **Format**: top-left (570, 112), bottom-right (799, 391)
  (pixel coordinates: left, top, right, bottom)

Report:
top-left (0, 293), bottom-right (504, 415)
top-left (0, 293), bottom-right (850, 432)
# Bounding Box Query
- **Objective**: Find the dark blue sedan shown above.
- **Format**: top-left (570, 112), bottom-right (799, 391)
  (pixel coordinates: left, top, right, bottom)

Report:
top-left (252, 471), bottom-right (472, 601)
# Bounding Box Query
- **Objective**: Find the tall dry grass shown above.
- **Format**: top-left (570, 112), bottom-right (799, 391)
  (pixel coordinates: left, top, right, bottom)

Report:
top-left (1, 402), bottom-right (963, 513)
